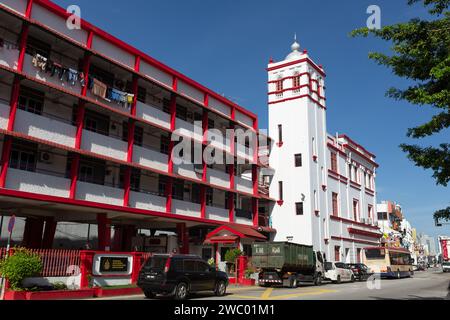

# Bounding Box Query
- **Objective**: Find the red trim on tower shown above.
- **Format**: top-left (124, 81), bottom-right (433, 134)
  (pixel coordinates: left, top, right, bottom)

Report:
top-left (267, 58), bottom-right (326, 76)
top-left (269, 94), bottom-right (326, 109)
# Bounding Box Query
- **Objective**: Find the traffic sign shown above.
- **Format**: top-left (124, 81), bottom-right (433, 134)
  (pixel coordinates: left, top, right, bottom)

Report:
top-left (7, 215), bottom-right (15, 233)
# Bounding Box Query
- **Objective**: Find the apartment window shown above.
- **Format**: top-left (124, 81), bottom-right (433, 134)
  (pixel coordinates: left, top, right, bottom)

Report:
top-left (158, 176), bottom-right (167, 196)
top-left (162, 98), bottom-right (171, 114)
top-left (119, 166), bottom-right (141, 191)
top-left (357, 249), bottom-right (362, 264)
top-left (172, 180), bottom-right (184, 201)
top-left (122, 122), bottom-right (143, 147)
top-left (160, 134), bottom-right (170, 155)
top-left (26, 36), bottom-right (51, 58)
top-left (334, 246), bottom-right (341, 262)
top-left (353, 166), bottom-right (358, 183)
top-left (278, 125), bottom-right (283, 145)
top-left (76, 158), bottom-right (106, 185)
top-left (314, 190), bottom-right (318, 211)
top-left (206, 187), bottom-right (213, 206)
top-left (353, 199), bottom-right (359, 222)
top-left (294, 154), bottom-right (302, 167)
top-left (295, 202), bottom-right (304, 215)
top-left (312, 137), bottom-right (317, 156)
top-left (18, 86), bottom-right (45, 115)
top-left (378, 212), bottom-right (388, 220)
top-left (348, 164), bottom-right (353, 181)
top-left (330, 152), bottom-right (338, 172)
top-left (9, 141), bottom-right (37, 172)
top-left (176, 104), bottom-right (187, 121)
top-left (84, 110), bottom-right (110, 136)
top-left (292, 74), bottom-right (300, 88)
top-left (191, 184), bottom-right (201, 204)
top-left (368, 205), bottom-right (374, 220)
top-left (278, 181), bottom-right (284, 202)
top-left (225, 192), bottom-right (236, 210)
top-left (332, 193), bottom-right (339, 217)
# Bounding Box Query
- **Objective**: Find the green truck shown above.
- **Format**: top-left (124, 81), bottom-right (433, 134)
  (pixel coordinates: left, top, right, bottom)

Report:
top-left (252, 242), bottom-right (325, 288)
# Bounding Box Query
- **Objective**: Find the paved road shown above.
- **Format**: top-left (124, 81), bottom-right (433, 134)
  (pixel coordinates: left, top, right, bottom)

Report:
top-left (93, 268), bottom-right (450, 300)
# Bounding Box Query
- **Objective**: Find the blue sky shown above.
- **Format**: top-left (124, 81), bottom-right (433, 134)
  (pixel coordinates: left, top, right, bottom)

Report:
top-left (53, 0), bottom-right (449, 241)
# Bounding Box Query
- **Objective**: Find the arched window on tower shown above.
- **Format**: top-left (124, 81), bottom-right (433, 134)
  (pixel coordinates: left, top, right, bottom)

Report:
top-left (276, 77), bottom-right (284, 97)
top-left (292, 72), bottom-right (301, 92)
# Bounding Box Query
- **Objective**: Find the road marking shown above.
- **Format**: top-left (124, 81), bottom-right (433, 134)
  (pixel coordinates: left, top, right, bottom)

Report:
top-left (261, 288), bottom-right (274, 300)
top-left (232, 288), bottom-right (339, 300)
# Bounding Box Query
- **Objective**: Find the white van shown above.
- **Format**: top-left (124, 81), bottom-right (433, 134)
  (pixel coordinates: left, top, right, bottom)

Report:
top-left (324, 262), bottom-right (355, 284)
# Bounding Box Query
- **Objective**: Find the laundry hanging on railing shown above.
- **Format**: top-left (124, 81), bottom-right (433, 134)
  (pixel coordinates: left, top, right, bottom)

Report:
top-left (30, 52), bottom-right (134, 109)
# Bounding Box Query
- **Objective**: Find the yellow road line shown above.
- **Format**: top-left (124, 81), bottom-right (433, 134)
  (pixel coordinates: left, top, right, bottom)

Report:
top-left (232, 288), bottom-right (339, 300)
top-left (267, 289), bottom-right (338, 300)
top-left (261, 288), bottom-right (274, 300)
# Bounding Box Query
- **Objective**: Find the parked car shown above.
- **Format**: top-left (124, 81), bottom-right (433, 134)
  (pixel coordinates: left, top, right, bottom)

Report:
top-left (324, 262), bottom-right (355, 284)
top-left (347, 263), bottom-right (373, 281)
top-left (137, 254), bottom-right (229, 300)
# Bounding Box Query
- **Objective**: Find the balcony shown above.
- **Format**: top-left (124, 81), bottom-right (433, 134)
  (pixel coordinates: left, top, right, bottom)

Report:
top-left (85, 89), bottom-right (132, 115)
top-left (129, 190), bottom-right (166, 213)
top-left (23, 54), bottom-right (82, 95)
top-left (76, 181), bottom-right (123, 206)
top-left (175, 118), bottom-right (203, 142)
top-left (0, 100), bottom-right (10, 129)
top-left (235, 175), bottom-right (254, 194)
top-left (81, 130), bottom-right (128, 161)
top-left (236, 144), bottom-right (254, 162)
top-left (235, 209), bottom-right (253, 226)
top-left (173, 158), bottom-right (202, 181)
top-left (172, 199), bottom-right (201, 218)
top-left (0, 47), bottom-right (18, 70)
top-left (135, 101), bottom-right (170, 130)
top-left (207, 130), bottom-right (231, 153)
top-left (5, 168), bottom-right (70, 198)
top-left (207, 206), bottom-right (229, 222)
top-left (14, 109), bottom-right (76, 148)
top-left (133, 145), bottom-right (168, 173)
top-left (207, 168), bottom-right (230, 189)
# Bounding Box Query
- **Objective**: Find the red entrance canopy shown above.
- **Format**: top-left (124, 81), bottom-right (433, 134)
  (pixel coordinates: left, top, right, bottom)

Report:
top-left (203, 224), bottom-right (267, 245)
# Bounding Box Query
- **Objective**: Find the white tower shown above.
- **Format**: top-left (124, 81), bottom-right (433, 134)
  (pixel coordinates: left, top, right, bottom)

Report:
top-left (268, 38), bottom-right (327, 250)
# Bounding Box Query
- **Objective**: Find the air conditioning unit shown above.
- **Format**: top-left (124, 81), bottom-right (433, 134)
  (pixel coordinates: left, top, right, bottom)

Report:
top-left (39, 152), bottom-right (53, 164)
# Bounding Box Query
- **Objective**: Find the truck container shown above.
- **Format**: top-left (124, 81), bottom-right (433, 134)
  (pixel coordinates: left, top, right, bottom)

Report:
top-left (252, 242), bottom-right (325, 288)
top-left (438, 236), bottom-right (450, 272)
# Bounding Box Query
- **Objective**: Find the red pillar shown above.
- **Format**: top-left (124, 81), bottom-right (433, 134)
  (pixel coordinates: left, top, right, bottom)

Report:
top-left (238, 255), bottom-right (248, 284)
top-left (200, 107), bottom-right (209, 219)
top-left (0, 137), bottom-right (12, 188)
top-left (131, 251), bottom-right (143, 284)
top-left (23, 218), bottom-right (45, 249)
top-left (42, 217), bottom-right (57, 249)
top-left (80, 251), bottom-right (95, 289)
top-left (252, 165), bottom-right (258, 196)
top-left (166, 90), bottom-right (177, 214)
top-left (228, 193), bottom-right (235, 223)
top-left (176, 223), bottom-right (189, 254)
top-left (97, 213), bottom-right (111, 251)
top-left (252, 198), bottom-right (259, 227)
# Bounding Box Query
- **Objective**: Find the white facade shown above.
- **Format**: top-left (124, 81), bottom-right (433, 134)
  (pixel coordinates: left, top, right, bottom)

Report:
top-left (268, 41), bottom-right (380, 263)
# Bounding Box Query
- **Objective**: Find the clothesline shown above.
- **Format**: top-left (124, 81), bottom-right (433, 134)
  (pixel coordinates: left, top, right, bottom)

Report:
top-left (30, 52), bottom-right (135, 109)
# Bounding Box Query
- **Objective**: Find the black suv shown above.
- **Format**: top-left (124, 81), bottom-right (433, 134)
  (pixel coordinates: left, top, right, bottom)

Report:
top-left (347, 263), bottom-right (373, 281)
top-left (137, 254), bottom-right (229, 300)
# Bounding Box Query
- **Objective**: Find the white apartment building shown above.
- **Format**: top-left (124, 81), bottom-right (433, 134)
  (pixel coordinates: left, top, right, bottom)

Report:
top-left (268, 40), bottom-right (381, 263)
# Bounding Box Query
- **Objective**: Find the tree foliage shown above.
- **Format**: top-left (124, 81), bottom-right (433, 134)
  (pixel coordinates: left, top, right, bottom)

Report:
top-left (351, 0), bottom-right (450, 220)
top-left (0, 248), bottom-right (42, 291)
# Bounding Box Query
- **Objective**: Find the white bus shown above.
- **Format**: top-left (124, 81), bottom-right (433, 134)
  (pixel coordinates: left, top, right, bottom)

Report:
top-left (363, 247), bottom-right (414, 279)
